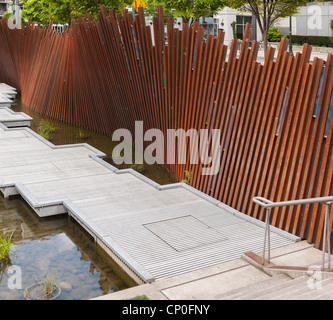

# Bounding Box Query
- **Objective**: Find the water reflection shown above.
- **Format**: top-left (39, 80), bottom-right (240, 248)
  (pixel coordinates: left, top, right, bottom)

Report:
top-left (0, 195), bottom-right (136, 300)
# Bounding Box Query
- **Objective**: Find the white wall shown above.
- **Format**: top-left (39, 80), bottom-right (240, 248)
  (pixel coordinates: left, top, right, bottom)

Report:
top-left (215, 2), bottom-right (333, 44)
top-left (275, 2), bottom-right (333, 37)
top-left (214, 7), bottom-right (262, 46)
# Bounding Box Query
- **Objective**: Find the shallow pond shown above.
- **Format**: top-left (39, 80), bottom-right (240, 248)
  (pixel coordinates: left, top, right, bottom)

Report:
top-left (0, 195), bottom-right (137, 300)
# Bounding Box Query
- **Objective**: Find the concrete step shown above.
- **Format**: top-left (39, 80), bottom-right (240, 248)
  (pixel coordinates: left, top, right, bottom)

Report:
top-left (217, 274), bottom-right (291, 300)
top-left (272, 277), bottom-right (333, 300)
top-left (234, 276), bottom-right (308, 300)
top-left (251, 276), bottom-right (312, 300)
top-left (291, 278), bottom-right (333, 300)
top-left (318, 284), bottom-right (333, 300)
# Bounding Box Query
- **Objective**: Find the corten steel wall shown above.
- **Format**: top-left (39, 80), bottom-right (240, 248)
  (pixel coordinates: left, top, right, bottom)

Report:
top-left (0, 6), bottom-right (333, 249)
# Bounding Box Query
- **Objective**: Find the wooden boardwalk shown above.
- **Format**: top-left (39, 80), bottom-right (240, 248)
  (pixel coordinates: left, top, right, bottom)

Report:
top-left (0, 97), bottom-right (301, 283)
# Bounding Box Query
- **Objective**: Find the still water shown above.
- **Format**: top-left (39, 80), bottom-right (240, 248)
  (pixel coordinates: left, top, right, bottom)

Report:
top-left (0, 100), bottom-right (176, 300)
top-left (0, 194), bottom-right (137, 300)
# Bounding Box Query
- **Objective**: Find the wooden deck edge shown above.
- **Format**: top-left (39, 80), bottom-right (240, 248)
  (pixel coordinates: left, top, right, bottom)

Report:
top-left (265, 265), bottom-right (333, 272)
top-left (242, 251), bottom-right (271, 267)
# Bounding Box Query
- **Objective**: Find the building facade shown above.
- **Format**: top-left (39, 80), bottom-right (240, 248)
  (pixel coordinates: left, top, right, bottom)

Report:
top-left (0, 0), bottom-right (11, 18)
top-left (276, 2), bottom-right (333, 37)
top-left (213, 2), bottom-right (333, 46)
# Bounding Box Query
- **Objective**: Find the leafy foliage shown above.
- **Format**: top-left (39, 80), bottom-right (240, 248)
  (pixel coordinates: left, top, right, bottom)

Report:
top-left (21, 0), bottom-right (132, 25)
top-left (181, 170), bottom-right (192, 185)
top-left (267, 26), bottom-right (283, 42)
top-left (287, 34), bottom-right (333, 47)
top-left (144, 0), bottom-right (226, 23)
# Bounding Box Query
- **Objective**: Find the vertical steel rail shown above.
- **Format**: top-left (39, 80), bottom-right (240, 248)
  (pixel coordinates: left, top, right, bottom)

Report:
top-left (262, 208), bottom-right (271, 264)
top-left (322, 202), bottom-right (332, 269)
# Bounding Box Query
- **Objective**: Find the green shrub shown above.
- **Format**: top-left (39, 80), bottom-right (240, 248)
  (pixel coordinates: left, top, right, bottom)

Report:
top-left (267, 27), bottom-right (284, 42)
top-left (287, 34), bottom-right (333, 47)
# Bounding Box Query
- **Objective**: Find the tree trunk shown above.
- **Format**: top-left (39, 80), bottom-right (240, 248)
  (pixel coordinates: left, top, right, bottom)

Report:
top-left (182, 16), bottom-right (190, 24)
top-left (263, 29), bottom-right (268, 57)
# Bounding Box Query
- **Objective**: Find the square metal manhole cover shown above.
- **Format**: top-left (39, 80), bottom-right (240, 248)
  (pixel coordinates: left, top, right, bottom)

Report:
top-left (144, 215), bottom-right (228, 252)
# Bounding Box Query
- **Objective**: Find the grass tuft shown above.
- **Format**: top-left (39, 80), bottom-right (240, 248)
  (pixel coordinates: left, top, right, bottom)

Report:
top-left (126, 295), bottom-right (150, 300)
top-left (37, 120), bottom-right (56, 140)
top-left (0, 231), bottom-right (16, 261)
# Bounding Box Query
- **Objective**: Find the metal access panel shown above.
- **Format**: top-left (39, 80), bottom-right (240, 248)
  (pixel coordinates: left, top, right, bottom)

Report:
top-left (144, 215), bottom-right (228, 252)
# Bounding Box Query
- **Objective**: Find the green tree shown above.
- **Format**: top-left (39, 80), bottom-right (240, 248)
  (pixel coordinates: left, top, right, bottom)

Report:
top-left (21, 0), bottom-right (132, 25)
top-left (145, 0), bottom-right (226, 24)
top-left (22, 0), bottom-right (70, 25)
top-left (227, 0), bottom-right (307, 55)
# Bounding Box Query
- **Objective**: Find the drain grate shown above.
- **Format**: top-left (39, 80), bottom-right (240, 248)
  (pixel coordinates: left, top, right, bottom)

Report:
top-left (144, 215), bottom-right (228, 252)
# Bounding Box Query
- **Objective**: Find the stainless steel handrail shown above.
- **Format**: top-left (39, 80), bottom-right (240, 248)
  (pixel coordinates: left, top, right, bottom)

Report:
top-left (253, 196), bottom-right (333, 270)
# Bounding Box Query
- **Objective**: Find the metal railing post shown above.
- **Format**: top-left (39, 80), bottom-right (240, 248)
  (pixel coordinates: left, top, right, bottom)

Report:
top-left (322, 202), bottom-right (332, 270)
top-left (262, 208), bottom-right (271, 265)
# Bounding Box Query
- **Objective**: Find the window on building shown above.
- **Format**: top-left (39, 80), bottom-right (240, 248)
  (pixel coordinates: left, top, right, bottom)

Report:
top-left (236, 16), bottom-right (252, 40)
top-left (0, 3), bottom-right (7, 17)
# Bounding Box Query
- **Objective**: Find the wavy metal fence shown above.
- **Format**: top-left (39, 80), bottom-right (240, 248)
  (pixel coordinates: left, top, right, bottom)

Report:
top-left (0, 6), bottom-right (333, 250)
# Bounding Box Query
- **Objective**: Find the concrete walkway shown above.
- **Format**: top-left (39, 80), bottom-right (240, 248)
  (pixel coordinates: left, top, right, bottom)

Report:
top-left (0, 107), bottom-right (32, 127)
top-left (94, 241), bottom-right (333, 300)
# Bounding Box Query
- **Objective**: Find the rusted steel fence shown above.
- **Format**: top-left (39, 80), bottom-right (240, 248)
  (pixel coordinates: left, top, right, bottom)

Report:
top-left (0, 6), bottom-right (333, 249)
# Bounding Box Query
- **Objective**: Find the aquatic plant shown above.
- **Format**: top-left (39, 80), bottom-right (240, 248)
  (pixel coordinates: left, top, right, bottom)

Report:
top-left (130, 163), bottom-right (145, 172)
top-left (181, 170), bottom-right (192, 185)
top-left (24, 274), bottom-right (60, 300)
top-left (37, 120), bottom-right (56, 140)
top-left (38, 275), bottom-right (57, 299)
top-left (0, 231), bottom-right (16, 261)
top-left (74, 128), bottom-right (88, 139)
